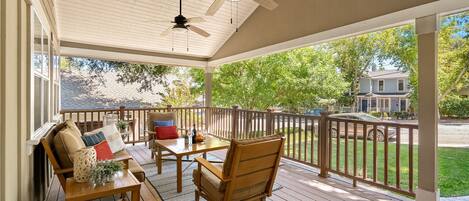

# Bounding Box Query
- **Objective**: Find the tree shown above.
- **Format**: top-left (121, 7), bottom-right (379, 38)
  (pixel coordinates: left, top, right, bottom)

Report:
top-left (65, 57), bottom-right (172, 93)
top-left (159, 80), bottom-right (197, 107)
top-left (211, 47), bottom-right (348, 112)
top-left (326, 33), bottom-right (385, 111)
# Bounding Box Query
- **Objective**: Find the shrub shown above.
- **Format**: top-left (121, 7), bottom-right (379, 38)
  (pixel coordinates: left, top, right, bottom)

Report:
top-left (370, 111), bottom-right (382, 118)
top-left (440, 96), bottom-right (469, 118)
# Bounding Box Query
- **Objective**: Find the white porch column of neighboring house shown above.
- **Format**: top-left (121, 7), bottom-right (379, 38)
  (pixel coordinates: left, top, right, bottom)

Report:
top-left (416, 14), bottom-right (439, 201)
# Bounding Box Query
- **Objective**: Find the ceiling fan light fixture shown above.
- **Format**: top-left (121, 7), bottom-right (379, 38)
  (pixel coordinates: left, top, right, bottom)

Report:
top-left (172, 24), bottom-right (187, 32)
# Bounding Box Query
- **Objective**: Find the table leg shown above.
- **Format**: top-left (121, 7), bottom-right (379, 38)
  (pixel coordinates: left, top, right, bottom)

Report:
top-left (157, 145), bottom-right (162, 174)
top-left (131, 187), bottom-right (140, 201)
top-left (177, 155), bottom-right (182, 193)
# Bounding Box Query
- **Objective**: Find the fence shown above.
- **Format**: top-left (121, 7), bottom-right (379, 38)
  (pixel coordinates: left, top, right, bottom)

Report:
top-left (60, 106), bottom-right (418, 197)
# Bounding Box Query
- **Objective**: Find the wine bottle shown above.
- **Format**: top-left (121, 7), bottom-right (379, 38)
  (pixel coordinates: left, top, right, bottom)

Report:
top-left (192, 124), bottom-right (197, 143)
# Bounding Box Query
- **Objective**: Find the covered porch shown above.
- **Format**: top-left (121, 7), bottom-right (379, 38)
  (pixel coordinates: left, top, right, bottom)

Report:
top-left (2, 0), bottom-right (469, 201)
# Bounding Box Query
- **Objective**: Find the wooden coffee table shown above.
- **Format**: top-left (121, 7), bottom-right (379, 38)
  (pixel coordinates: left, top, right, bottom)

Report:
top-left (155, 136), bottom-right (230, 192)
top-left (65, 169), bottom-right (141, 201)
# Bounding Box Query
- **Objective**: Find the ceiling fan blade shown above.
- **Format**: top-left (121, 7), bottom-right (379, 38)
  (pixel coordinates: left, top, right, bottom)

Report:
top-left (187, 17), bottom-right (206, 24)
top-left (143, 19), bottom-right (172, 23)
top-left (188, 25), bottom-right (210, 37)
top-left (160, 26), bottom-right (173, 37)
top-left (205, 0), bottom-right (225, 16)
top-left (252, 0), bottom-right (278, 10)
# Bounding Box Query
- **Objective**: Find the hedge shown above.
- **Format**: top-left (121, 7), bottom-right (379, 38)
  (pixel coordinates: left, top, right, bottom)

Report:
top-left (439, 96), bottom-right (469, 118)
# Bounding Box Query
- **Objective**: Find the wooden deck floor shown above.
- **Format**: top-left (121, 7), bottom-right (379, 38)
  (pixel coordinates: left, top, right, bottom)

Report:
top-left (46, 143), bottom-right (409, 201)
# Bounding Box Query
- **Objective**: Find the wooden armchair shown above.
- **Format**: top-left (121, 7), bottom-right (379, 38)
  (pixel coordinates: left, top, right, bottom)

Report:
top-left (193, 136), bottom-right (285, 201)
top-left (144, 112), bottom-right (187, 168)
top-left (41, 122), bottom-right (132, 191)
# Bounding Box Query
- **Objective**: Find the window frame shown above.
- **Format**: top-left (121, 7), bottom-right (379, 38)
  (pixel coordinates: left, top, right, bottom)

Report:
top-left (397, 79), bottom-right (405, 92)
top-left (30, 5), bottom-right (60, 141)
top-left (378, 80), bottom-right (385, 92)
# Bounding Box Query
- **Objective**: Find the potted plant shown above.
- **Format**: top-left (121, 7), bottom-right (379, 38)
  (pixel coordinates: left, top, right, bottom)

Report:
top-left (116, 120), bottom-right (129, 133)
top-left (90, 161), bottom-right (123, 187)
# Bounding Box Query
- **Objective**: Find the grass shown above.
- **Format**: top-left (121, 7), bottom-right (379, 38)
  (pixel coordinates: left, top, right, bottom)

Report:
top-left (280, 131), bottom-right (469, 197)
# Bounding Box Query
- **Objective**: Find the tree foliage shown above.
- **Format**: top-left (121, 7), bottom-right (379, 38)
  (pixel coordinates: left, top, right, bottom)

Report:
top-left (65, 57), bottom-right (172, 93)
top-left (211, 47), bottom-right (348, 112)
top-left (326, 33), bottom-right (386, 108)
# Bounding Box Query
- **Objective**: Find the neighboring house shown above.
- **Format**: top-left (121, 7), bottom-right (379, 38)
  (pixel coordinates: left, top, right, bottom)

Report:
top-left (356, 70), bottom-right (411, 113)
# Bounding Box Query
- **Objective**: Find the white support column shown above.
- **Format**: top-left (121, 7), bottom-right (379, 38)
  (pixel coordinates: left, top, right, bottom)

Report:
top-left (204, 67), bottom-right (214, 107)
top-left (416, 14), bottom-right (440, 201)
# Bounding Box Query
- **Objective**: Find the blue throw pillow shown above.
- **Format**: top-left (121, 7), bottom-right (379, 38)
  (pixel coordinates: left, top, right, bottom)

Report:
top-left (81, 131), bottom-right (106, 147)
top-left (153, 120), bottom-right (174, 127)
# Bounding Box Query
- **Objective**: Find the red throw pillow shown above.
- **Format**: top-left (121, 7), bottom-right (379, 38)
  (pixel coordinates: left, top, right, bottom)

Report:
top-left (93, 140), bottom-right (113, 161)
top-left (155, 126), bottom-right (179, 140)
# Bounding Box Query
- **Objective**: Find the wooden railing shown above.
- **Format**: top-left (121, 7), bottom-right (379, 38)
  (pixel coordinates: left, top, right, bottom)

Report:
top-left (60, 106), bottom-right (417, 197)
top-left (326, 117), bottom-right (418, 196)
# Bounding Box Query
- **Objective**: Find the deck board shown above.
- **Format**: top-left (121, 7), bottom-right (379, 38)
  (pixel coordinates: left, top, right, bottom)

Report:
top-left (46, 143), bottom-right (408, 201)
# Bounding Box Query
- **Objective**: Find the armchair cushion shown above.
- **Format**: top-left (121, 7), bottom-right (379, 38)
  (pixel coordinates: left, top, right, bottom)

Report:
top-left (155, 126), bottom-right (179, 140)
top-left (53, 127), bottom-right (86, 169)
top-left (64, 119), bottom-right (82, 137)
top-left (193, 164), bottom-right (268, 201)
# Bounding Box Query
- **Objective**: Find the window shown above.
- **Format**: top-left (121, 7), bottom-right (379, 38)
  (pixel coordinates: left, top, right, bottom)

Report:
top-left (378, 80), bottom-right (384, 92)
top-left (398, 79), bottom-right (404, 91)
top-left (31, 8), bottom-right (60, 136)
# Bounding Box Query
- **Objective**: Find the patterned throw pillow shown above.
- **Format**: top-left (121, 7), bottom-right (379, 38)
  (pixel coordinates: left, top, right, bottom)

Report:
top-left (153, 120), bottom-right (174, 127)
top-left (93, 141), bottom-right (113, 161)
top-left (85, 124), bottom-right (126, 153)
top-left (81, 131), bottom-right (106, 146)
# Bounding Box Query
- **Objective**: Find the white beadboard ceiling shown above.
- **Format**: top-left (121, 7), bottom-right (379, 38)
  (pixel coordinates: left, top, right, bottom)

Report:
top-left (56, 0), bottom-right (259, 58)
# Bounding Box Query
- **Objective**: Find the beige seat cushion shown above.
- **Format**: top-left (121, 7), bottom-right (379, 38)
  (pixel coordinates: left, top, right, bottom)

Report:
top-left (128, 159), bottom-right (145, 182)
top-left (64, 119), bottom-right (82, 138)
top-left (53, 127), bottom-right (86, 169)
top-left (193, 164), bottom-right (268, 201)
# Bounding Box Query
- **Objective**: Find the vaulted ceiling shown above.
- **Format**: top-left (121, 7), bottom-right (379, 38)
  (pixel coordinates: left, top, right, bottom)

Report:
top-left (56, 0), bottom-right (258, 58)
top-left (56, 0), bottom-right (469, 67)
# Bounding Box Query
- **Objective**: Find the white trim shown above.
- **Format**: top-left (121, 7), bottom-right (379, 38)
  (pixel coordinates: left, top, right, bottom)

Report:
top-left (60, 46), bottom-right (208, 68)
top-left (208, 0), bottom-right (469, 66)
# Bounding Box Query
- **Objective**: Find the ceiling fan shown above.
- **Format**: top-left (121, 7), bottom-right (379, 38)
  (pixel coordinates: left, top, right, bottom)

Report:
top-left (205, 0), bottom-right (278, 16)
top-left (158, 0), bottom-right (210, 38)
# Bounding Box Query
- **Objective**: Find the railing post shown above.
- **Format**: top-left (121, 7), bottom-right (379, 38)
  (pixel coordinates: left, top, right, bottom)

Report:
top-left (166, 104), bottom-right (172, 112)
top-left (119, 106), bottom-right (125, 120)
top-left (205, 107), bottom-right (211, 132)
top-left (231, 106), bottom-right (239, 139)
top-left (266, 108), bottom-right (273, 136)
top-left (319, 112), bottom-right (331, 178)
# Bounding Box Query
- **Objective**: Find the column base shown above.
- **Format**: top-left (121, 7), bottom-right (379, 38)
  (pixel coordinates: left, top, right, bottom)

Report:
top-left (416, 188), bottom-right (439, 201)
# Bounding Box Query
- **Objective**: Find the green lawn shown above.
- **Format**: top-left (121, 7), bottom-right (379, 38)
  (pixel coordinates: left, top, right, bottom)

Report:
top-left (280, 131), bottom-right (469, 197)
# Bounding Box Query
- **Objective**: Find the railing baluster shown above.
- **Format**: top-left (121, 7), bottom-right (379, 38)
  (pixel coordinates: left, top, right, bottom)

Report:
top-left (396, 127), bottom-right (401, 189)
top-left (363, 123), bottom-right (367, 179)
top-left (373, 124), bottom-right (377, 182)
top-left (384, 125), bottom-right (389, 186)
top-left (409, 128), bottom-right (414, 193)
top-left (353, 122), bottom-right (357, 187)
top-left (344, 121), bottom-right (349, 175)
top-left (336, 120), bottom-right (340, 171)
